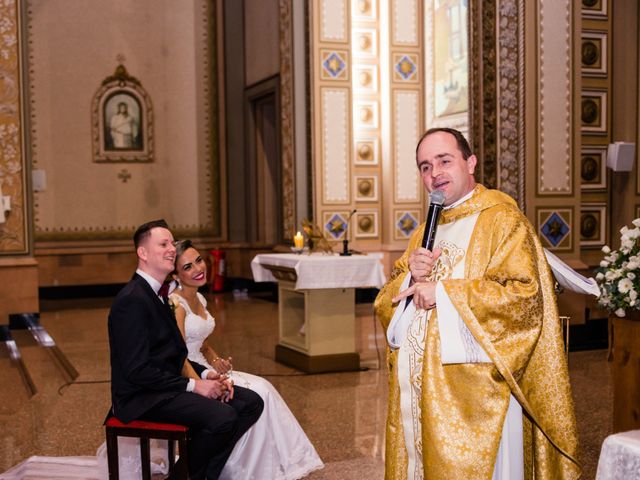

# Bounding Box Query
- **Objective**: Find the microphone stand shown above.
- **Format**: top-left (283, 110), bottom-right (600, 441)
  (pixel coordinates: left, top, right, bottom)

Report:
top-left (340, 209), bottom-right (357, 256)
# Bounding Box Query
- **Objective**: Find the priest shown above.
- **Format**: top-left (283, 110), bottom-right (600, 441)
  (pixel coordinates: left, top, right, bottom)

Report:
top-left (374, 128), bottom-right (580, 479)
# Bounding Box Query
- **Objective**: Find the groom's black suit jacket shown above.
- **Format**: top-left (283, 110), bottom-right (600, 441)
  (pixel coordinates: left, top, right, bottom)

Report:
top-left (108, 273), bottom-right (206, 423)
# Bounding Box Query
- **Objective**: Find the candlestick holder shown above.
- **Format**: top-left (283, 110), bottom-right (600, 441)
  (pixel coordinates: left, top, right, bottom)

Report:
top-left (339, 238), bottom-right (352, 256)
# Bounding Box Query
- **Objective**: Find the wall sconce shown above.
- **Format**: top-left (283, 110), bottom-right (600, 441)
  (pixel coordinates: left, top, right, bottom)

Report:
top-left (606, 142), bottom-right (635, 172)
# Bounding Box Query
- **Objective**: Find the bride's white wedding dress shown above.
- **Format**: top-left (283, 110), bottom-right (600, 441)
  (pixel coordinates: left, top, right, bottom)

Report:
top-left (95, 293), bottom-right (323, 480)
top-left (174, 292), bottom-right (323, 480)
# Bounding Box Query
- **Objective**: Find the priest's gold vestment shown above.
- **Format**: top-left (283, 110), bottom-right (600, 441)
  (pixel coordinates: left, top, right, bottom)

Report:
top-left (375, 186), bottom-right (580, 479)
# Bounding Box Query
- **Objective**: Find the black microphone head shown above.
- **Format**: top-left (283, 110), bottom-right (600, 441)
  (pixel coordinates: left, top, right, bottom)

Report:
top-left (429, 190), bottom-right (446, 206)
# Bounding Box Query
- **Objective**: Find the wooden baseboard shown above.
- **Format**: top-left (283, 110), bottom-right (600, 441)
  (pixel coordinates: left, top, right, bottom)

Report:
top-left (275, 344), bottom-right (360, 373)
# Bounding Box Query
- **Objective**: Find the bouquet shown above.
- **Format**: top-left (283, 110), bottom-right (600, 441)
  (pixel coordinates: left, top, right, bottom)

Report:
top-left (595, 219), bottom-right (640, 317)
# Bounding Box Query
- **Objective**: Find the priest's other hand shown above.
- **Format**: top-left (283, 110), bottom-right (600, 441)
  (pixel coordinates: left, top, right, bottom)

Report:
top-left (408, 247), bottom-right (441, 283)
top-left (392, 281), bottom-right (437, 310)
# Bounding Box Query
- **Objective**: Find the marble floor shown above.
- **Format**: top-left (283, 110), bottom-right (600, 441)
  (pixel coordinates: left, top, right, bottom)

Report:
top-left (0, 290), bottom-right (612, 479)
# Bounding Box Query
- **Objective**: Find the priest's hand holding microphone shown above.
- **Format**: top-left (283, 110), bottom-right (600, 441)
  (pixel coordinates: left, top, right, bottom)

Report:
top-left (392, 190), bottom-right (445, 310)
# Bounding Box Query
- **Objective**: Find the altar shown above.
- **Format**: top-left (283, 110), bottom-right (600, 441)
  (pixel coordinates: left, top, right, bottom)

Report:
top-left (251, 253), bottom-right (386, 373)
top-left (596, 430), bottom-right (640, 479)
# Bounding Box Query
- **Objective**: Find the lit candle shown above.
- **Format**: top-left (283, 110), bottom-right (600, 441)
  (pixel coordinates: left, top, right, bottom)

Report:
top-left (294, 231), bottom-right (304, 249)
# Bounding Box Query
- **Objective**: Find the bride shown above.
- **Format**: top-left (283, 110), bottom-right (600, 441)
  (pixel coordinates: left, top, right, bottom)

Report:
top-left (169, 239), bottom-right (324, 480)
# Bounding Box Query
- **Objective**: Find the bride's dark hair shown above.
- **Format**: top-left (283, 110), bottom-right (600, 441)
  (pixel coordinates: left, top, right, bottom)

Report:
top-left (172, 239), bottom-right (195, 274)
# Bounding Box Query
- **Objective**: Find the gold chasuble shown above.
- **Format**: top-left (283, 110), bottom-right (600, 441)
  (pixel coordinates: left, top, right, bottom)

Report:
top-left (375, 185), bottom-right (580, 480)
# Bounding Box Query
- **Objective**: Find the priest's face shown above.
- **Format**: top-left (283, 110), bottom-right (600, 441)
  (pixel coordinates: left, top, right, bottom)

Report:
top-left (416, 131), bottom-right (477, 206)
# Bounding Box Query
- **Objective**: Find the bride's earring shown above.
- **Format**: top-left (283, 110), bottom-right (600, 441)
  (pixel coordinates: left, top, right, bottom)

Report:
top-left (177, 281), bottom-right (183, 291)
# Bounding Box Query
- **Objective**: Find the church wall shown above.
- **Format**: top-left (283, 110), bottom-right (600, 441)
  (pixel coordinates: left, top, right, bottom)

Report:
top-left (306, 0), bottom-right (430, 277)
top-left (20, 0), bottom-right (222, 286)
top-left (244, 0), bottom-right (280, 87)
top-left (610, 0), bottom-right (639, 238)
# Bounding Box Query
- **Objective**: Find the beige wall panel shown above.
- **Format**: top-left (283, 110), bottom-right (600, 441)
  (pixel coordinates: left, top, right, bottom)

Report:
top-left (320, 0), bottom-right (348, 42)
top-left (321, 88), bottom-right (350, 203)
top-left (538, 0), bottom-right (572, 194)
top-left (391, 0), bottom-right (418, 45)
top-left (27, 0), bottom-right (216, 238)
top-left (393, 90), bottom-right (421, 202)
top-left (245, 0), bottom-right (280, 86)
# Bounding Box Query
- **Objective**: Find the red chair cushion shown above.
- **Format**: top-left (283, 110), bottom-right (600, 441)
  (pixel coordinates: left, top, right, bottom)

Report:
top-left (106, 416), bottom-right (188, 432)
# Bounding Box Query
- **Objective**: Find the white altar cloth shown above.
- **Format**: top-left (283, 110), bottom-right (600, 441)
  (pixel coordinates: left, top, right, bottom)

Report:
top-left (596, 430), bottom-right (640, 479)
top-left (251, 253), bottom-right (386, 290)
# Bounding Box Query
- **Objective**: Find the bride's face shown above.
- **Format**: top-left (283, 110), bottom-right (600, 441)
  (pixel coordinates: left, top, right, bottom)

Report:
top-left (174, 247), bottom-right (207, 288)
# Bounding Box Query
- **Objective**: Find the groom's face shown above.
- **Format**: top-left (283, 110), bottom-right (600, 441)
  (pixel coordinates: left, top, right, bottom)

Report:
top-left (139, 227), bottom-right (176, 276)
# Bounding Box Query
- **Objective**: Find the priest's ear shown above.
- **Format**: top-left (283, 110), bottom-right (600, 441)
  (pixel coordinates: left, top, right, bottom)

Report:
top-left (467, 154), bottom-right (478, 174)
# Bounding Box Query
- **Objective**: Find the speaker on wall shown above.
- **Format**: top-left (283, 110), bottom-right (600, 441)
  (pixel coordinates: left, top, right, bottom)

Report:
top-left (606, 142), bottom-right (636, 172)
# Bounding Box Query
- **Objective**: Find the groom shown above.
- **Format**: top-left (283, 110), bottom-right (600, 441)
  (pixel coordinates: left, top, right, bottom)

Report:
top-left (108, 219), bottom-right (263, 479)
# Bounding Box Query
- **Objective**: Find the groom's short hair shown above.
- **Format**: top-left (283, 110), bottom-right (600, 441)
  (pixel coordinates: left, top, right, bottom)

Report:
top-left (133, 219), bottom-right (170, 249)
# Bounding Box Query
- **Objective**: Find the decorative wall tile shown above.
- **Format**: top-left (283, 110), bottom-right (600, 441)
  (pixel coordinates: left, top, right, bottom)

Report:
top-left (323, 211), bottom-right (349, 239)
top-left (393, 90), bottom-right (421, 202)
top-left (352, 28), bottom-right (377, 57)
top-left (352, 0), bottom-right (377, 20)
top-left (581, 0), bottom-right (607, 19)
top-left (321, 49), bottom-right (349, 80)
top-left (321, 0), bottom-right (348, 42)
top-left (581, 146), bottom-right (607, 190)
top-left (537, 208), bottom-right (573, 251)
top-left (581, 31), bottom-right (607, 77)
top-left (321, 88), bottom-right (350, 203)
top-left (581, 90), bottom-right (607, 134)
top-left (354, 65), bottom-right (378, 93)
top-left (354, 100), bottom-right (379, 129)
top-left (393, 53), bottom-right (418, 82)
top-left (355, 175), bottom-right (378, 201)
top-left (354, 137), bottom-right (379, 165)
top-left (394, 210), bottom-right (420, 240)
top-left (580, 203), bottom-right (606, 247)
top-left (355, 210), bottom-right (379, 238)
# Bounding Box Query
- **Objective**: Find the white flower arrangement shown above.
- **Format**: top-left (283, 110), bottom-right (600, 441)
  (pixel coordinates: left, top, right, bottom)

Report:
top-left (596, 218), bottom-right (640, 318)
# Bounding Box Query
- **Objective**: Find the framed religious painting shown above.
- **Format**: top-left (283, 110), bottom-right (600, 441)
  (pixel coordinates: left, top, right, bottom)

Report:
top-left (92, 64), bottom-right (154, 163)
top-left (425, 0), bottom-right (469, 133)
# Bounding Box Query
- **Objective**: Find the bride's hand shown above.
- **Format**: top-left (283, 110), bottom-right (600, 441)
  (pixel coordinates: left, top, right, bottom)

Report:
top-left (213, 356), bottom-right (233, 374)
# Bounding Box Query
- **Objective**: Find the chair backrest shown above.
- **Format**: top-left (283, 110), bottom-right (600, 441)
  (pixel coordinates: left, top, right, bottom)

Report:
top-left (559, 316), bottom-right (570, 360)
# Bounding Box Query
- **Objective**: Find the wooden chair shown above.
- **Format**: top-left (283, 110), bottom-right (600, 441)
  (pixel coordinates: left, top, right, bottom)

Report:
top-left (559, 315), bottom-right (570, 361)
top-left (105, 416), bottom-right (189, 480)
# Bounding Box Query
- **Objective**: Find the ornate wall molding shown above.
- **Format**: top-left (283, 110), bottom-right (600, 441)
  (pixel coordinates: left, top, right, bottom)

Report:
top-left (393, 90), bottom-right (420, 202)
top-left (279, 0), bottom-right (295, 238)
top-left (496, 0), bottom-right (525, 208)
top-left (0, 0), bottom-right (29, 254)
top-left (538, 0), bottom-right (572, 195)
top-left (321, 88), bottom-right (350, 203)
top-left (469, 0), bottom-right (497, 189)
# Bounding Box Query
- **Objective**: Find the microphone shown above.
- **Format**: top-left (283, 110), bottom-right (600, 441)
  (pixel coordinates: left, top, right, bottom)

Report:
top-left (403, 190), bottom-right (446, 310)
top-left (421, 190), bottom-right (445, 251)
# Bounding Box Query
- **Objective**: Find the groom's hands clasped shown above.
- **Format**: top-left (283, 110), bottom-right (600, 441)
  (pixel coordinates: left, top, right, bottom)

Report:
top-left (193, 373), bottom-right (234, 401)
